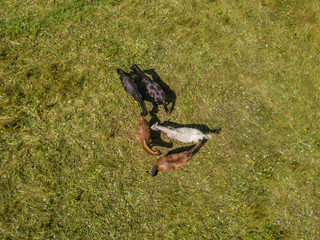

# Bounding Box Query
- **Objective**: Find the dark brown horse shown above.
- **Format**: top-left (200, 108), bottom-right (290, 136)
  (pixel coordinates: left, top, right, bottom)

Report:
top-left (117, 68), bottom-right (148, 116)
top-left (130, 64), bottom-right (168, 112)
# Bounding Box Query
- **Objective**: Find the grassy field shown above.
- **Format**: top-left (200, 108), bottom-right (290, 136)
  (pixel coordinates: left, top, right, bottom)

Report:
top-left (1, 0), bottom-right (320, 239)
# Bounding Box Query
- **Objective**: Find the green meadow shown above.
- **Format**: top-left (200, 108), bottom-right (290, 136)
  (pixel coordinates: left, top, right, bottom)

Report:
top-left (1, 0), bottom-right (319, 239)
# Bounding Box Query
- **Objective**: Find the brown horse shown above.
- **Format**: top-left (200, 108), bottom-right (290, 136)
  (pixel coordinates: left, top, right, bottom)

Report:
top-left (151, 140), bottom-right (204, 176)
top-left (138, 115), bottom-right (161, 155)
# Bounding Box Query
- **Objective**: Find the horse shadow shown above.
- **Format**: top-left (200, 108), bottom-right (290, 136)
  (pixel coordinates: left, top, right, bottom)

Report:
top-left (164, 139), bottom-right (208, 156)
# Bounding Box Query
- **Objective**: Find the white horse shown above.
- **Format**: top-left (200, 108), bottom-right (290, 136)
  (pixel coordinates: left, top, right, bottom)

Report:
top-left (151, 122), bottom-right (211, 143)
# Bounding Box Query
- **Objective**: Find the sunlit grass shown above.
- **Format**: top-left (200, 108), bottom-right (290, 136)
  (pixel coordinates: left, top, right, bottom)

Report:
top-left (1, 0), bottom-right (319, 239)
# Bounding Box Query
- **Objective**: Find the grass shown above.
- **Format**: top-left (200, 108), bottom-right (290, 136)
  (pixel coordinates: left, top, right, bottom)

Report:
top-left (1, 0), bottom-right (320, 239)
